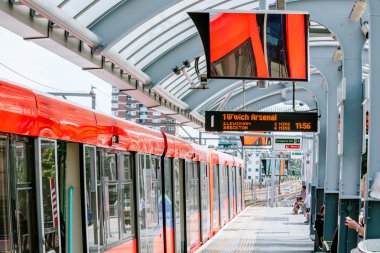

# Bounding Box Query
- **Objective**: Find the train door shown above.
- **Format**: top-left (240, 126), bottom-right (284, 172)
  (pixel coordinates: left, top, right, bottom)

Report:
top-left (232, 167), bottom-right (237, 215)
top-left (228, 166), bottom-right (233, 219)
top-left (12, 137), bottom-right (38, 253)
top-left (35, 138), bottom-right (62, 253)
top-left (212, 165), bottom-right (220, 231)
top-left (236, 167), bottom-right (242, 212)
top-left (101, 151), bottom-right (119, 247)
top-left (172, 158), bottom-right (183, 253)
top-left (137, 154), bottom-right (164, 253)
top-left (163, 158), bottom-right (174, 253)
top-left (93, 150), bottom-right (137, 253)
top-left (185, 161), bottom-right (200, 252)
top-left (117, 153), bottom-right (136, 248)
top-left (199, 162), bottom-right (210, 243)
top-left (219, 166), bottom-right (228, 225)
top-left (98, 150), bottom-right (137, 252)
top-left (0, 135), bottom-right (37, 253)
top-left (0, 136), bottom-right (11, 253)
top-left (83, 145), bottom-right (100, 252)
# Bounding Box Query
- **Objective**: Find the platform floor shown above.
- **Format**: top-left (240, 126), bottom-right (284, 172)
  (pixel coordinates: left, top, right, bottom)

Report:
top-left (197, 206), bottom-right (314, 253)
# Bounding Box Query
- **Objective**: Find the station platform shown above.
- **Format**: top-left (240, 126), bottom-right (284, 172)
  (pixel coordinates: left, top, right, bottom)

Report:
top-left (197, 206), bottom-right (314, 253)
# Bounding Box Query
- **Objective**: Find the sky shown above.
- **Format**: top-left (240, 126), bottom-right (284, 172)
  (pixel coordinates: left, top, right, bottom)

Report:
top-left (0, 26), bottom-right (112, 113)
top-left (0, 26), bottom-right (219, 144)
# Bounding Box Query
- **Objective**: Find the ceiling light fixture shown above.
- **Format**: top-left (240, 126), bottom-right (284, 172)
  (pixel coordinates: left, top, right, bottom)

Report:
top-left (332, 46), bottom-right (343, 62)
top-left (349, 0), bottom-right (366, 21)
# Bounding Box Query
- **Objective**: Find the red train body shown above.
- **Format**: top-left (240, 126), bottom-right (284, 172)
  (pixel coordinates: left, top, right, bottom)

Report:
top-left (0, 79), bottom-right (245, 253)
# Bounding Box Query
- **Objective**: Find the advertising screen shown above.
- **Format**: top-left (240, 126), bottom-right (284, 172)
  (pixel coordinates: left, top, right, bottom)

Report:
top-left (189, 11), bottom-right (309, 81)
top-left (240, 135), bottom-right (271, 146)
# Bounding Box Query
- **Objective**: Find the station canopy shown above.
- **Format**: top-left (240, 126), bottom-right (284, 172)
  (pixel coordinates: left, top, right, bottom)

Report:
top-left (0, 0), bottom-right (369, 130)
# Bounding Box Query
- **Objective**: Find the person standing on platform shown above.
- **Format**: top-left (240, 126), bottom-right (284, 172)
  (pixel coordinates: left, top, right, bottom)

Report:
top-left (304, 192), bottom-right (311, 224)
top-left (299, 185), bottom-right (307, 214)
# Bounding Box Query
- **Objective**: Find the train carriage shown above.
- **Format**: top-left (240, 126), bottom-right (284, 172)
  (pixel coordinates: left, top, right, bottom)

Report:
top-left (0, 79), bottom-right (244, 253)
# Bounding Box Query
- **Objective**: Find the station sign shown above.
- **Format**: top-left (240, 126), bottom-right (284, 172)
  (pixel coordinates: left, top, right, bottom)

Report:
top-left (282, 187), bottom-right (291, 196)
top-left (205, 111), bottom-right (318, 132)
top-left (291, 151), bottom-right (303, 159)
top-left (273, 137), bottom-right (302, 151)
top-left (261, 153), bottom-right (290, 159)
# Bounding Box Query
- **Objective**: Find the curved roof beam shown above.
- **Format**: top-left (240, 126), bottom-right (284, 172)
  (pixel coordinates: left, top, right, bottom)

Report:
top-left (243, 88), bottom-right (316, 110)
top-left (226, 73), bottom-right (325, 113)
top-left (89, 0), bottom-right (180, 50)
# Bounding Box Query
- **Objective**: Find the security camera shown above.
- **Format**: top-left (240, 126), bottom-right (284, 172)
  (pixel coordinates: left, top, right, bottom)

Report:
top-left (199, 73), bottom-right (207, 86)
top-left (172, 66), bottom-right (181, 75)
top-left (361, 21), bottom-right (369, 39)
top-left (183, 60), bottom-right (191, 68)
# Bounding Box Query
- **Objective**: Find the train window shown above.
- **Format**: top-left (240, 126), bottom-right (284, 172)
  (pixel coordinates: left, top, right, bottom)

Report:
top-left (106, 184), bottom-right (119, 244)
top-left (121, 183), bottom-right (134, 239)
top-left (213, 165), bottom-right (219, 229)
top-left (84, 146), bottom-right (99, 252)
top-left (0, 137), bottom-right (11, 251)
top-left (211, 39), bottom-right (256, 78)
top-left (14, 141), bottom-right (35, 253)
top-left (138, 153), bottom-right (164, 252)
top-left (104, 153), bottom-right (117, 181)
top-left (118, 153), bottom-right (134, 239)
top-left (185, 161), bottom-right (200, 249)
top-left (151, 157), bottom-right (157, 179)
top-left (123, 154), bottom-right (131, 180)
top-left (15, 142), bottom-right (32, 183)
top-left (39, 139), bottom-right (61, 253)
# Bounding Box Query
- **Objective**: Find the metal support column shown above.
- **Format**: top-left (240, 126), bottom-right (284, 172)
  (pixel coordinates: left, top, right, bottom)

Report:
top-left (311, 45), bottom-right (341, 243)
top-left (339, 199), bottom-right (360, 251)
top-left (324, 193), bottom-right (339, 241)
top-left (323, 74), bottom-right (341, 243)
top-left (316, 188), bottom-right (324, 216)
top-left (310, 134), bottom-right (318, 236)
top-left (365, 0), bottom-right (380, 239)
top-left (316, 89), bottom-right (327, 230)
top-left (270, 150), bottom-right (276, 207)
top-left (310, 185), bottom-right (317, 236)
top-left (337, 44), bottom-right (364, 253)
top-left (285, 3), bottom-right (365, 250)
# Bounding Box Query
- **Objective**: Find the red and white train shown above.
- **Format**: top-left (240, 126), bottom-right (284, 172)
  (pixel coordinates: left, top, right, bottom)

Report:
top-left (0, 79), bottom-right (244, 253)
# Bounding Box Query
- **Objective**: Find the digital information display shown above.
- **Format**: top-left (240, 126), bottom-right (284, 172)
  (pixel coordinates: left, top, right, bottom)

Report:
top-left (205, 111), bottom-right (318, 132)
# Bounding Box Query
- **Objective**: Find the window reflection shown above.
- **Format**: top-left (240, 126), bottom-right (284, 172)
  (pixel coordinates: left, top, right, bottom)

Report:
top-left (0, 138), bottom-right (10, 252)
top-left (15, 142), bottom-right (35, 253)
top-left (121, 184), bottom-right (133, 239)
top-left (211, 40), bottom-right (255, 78)
top-left (105, 185), bottom-right (119, 244)
top-left (93, 151), bottom-right (135, 251)
top-left (213, 165), bottom-right (219, 229)
top-left (84, 146), bottom-right (99, 252)
top-left (40, 140), bottom-right (60, 252)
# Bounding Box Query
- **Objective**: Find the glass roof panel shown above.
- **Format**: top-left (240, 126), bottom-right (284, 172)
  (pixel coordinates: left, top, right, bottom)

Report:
top-left (111, 0), bottom-right (201, 53)
top-left (112, 0), bottom-right (260, 64)
top-left (60, 0), bottom-right (93, 17)
top-left (135, 28), bottom-right (198, 69)
top-left (123, 20), bottom-right (195, 62)
top-left (261, 102), bottom-right (311, 112)
top-left (52, 0), bottom-right (66, 7)
top-left (75, 0), bottom-right (126, 27)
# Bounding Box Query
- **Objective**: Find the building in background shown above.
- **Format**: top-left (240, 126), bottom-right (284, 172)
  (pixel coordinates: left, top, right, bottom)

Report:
top-left (111, 87), bottom-right (177, 135)
top-left (246, 153), bottom-right (262, 181)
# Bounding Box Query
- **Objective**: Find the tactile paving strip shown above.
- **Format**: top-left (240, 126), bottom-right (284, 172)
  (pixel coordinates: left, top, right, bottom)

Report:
top-left (197, 207), bottom-right (266, 253)
top-left (196, 207), bottom-right (313, 253)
